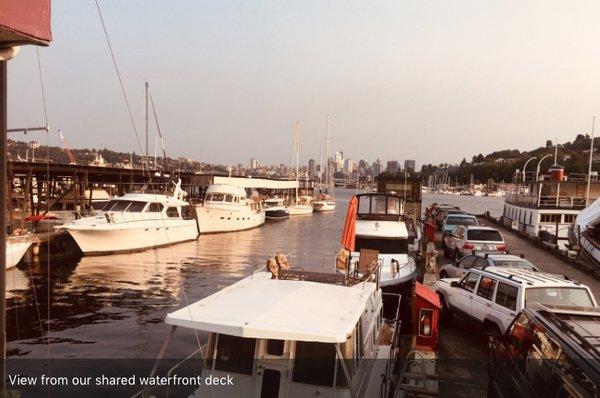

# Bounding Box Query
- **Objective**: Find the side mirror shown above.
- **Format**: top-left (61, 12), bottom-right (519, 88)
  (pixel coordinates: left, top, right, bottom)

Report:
top-left (450, 281), bottom-right (459, 288)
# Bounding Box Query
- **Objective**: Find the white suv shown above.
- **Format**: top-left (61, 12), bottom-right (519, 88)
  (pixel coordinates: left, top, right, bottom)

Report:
top-left (434, 268), bottom-right (597, 336)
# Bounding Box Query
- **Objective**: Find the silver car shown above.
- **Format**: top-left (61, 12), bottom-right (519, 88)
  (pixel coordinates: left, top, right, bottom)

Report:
top-left (439, 253), bottom-right (539, 279)
top-left (443, 225), bottom-right (507, 260)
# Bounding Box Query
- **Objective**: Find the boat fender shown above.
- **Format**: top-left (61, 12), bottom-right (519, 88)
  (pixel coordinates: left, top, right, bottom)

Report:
top-left (275, 253), bottom-right (290, 271)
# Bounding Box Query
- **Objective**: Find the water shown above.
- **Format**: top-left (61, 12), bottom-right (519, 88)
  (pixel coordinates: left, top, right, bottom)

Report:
top-left (6, 190), bottom-right (504, 360)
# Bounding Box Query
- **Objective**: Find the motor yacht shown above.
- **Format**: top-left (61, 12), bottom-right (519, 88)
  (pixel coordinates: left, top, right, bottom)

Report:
top-left (195, 184), bottom-right (265, 233)
top-left (58, 179), bottom-right (199, 255)
top-left (312, 194), bottom-right (335, 212)
top-left (263, 197), bottom-right (289, 220)
top-left (142, 263), bottom-right (401, 398)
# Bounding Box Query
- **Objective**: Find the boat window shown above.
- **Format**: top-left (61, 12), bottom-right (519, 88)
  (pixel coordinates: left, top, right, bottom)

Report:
top-left (234, 196), bottom-right (240, 203)
top-left (181, 206), bottom-right (193, 220)
top-left (266, 339), bottom-right (285, 356)
top-left (293, 341), bottom-right (336, 387)
top-left (525, 287), bottom-right (594, 308)
top-left (111, 200), bottom-right (131, 212)
top-left (225, 195), bottom-right (234, 203)
top-left (387, 197), bottom-right (400, 214)
top-left (476, 277), bottom-right (497, 301)
top-left (211, 194), bottom-right (225, 202)
top-left (214, 334), bottom-right (255, 375)
top-left (166, 207), bottom-right (179, 218)
top-left (147, 203), bottom-right (164, 213)
top-left (125, 201), bottom-right (147, 212)
top-left (354, 237), bottom-right (408, 254)
top-left (564, 214), bottom-right (575, 223)
top-left (467, 230), bottom-right (503, 241)
top-left (495, 282), bottom-right (518, 310)
top-left (102, 200), bottom-right (120, 211)
top-left (358, 196), bottom-right (370, 213)
top-left (540, 213), bottom-right (560, 223)
top-left (371, 196), bottom-right (387, 215)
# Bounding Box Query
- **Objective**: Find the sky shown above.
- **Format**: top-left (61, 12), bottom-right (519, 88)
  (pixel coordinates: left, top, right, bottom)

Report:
top-left (8, 0), bottom-right (600, 168)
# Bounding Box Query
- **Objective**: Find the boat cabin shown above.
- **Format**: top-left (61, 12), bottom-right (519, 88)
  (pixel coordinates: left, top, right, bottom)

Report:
top-left (203, 184), bottom-right (261, 211)
top-left (157, 272), bottom-right (396, 398)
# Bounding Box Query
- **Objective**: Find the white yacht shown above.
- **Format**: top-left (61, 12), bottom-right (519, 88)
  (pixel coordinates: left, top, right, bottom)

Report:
top-left (145, 265), bottom-right (401, 398)
top-left (6, 239), bottom-right (32, 269)
top-left (195, 184), bottom-right (265, 233)
top-left (503, 164), bottom-right (600, 250)
top-left (349, 193), bottom-right (419, 292)
top-left (58, 179), bottom-right (199, 255)
top-left (312, 195), bottom-right (336, 212)
top-left (263, 197), bottom-right (289, 220)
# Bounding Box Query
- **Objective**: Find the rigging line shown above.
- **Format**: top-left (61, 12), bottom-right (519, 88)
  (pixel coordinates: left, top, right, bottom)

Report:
top-left (35, 48), bottom-right (49, 128)
top-left (148, 92), bottom-right (169, 171)
top-left (93, 0), bottom-right (147, 178)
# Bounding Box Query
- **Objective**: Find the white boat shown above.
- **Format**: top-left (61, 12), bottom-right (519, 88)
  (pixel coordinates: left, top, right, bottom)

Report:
top-left (287, 122), bottom-right (313, 216)
top-left (6, 239), bottom-right (32, 269)
top-left (349, 193), bottom-right (419, 291)
top-left (58, 179), bottom-right (199, 255)
top-left (312, 195), bottom-right (336, 212)
top-left (313, 114), bottom-right (336, 212)
top-left (263, 197), bottom-right (289, 220)
top-left (195, 184), bottom-right (265, 233)
top-left (147, 265), bottom-right (401, 398)
top-left (570, 197), bottom-right (600, 265)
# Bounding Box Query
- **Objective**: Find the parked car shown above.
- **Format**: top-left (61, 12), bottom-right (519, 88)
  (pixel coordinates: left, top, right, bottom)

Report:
top-left (434, 267), bottom-right (597, 336)
top-left (487, 304), bottom-right (600, 397)
top-left (441, 213), bottom-right (478, 238)
top-left (443, 225), bottom-right (507, 260)
top-left (434, 205), bottom-right (461, 229)
top-left (439, 253), bottom-right (539, 279)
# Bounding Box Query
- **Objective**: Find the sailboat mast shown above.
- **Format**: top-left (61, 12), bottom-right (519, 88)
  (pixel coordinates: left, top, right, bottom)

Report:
top-left (145, 81), bottom-right (149, 164)
top-left (325, 114), bottom-right (330, 193)
top-left (295, 121), bottom-right (300, 200)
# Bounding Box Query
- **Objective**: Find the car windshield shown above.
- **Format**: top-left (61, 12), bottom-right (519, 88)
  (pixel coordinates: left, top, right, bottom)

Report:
top-left (446, 216), bottom-right (477, 226)
top-left (491, 259), bottom-right (535, 270)
top-left (467, 230), bottom-right (503, 241)
top-left (525, 287), bottom-right (594, 307)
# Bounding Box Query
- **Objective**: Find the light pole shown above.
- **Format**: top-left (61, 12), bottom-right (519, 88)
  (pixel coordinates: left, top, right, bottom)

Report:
top-left (536, 154), bottom-right (552, 180)
top-left (522, 157), bottom-right (536, 182)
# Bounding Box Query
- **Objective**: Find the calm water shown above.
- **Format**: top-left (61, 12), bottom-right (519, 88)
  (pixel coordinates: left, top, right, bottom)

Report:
top-left (6, 190), bottom-right (504, 359)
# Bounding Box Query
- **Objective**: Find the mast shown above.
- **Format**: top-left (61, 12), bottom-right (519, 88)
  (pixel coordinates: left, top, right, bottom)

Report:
top-left (145, 81), bottom-right (149, 165)
top-left (586, 116), bottom-right (596, 206)
top-left (325, 114), bottom-right (331, 194)
top-left (295, 122), bottom-right (300, 200)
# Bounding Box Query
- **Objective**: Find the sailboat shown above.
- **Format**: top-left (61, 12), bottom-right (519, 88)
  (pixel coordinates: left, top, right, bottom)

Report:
top-left (312, 114), bottom-right (336, 212)
top-left (287, 121), bottom-right (313, 215)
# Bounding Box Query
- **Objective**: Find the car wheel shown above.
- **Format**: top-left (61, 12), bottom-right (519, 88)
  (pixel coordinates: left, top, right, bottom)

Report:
top-left (483, 322), bottom-right (501, 340)
top-left (439, 296), bottom-right (453, 324)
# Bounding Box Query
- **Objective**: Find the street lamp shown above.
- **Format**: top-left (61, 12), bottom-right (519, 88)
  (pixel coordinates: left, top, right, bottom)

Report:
top-left (536, 154), bottom-right (552, 180)
top-left (522, 157), bottom-right (536, 182)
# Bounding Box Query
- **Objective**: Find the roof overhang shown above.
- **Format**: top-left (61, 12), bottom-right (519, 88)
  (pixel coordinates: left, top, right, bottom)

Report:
top-left (0, 1), bottom-right (52, 47)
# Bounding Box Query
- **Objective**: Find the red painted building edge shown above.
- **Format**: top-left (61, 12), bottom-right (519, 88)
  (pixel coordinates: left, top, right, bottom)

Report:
top-left (0, 0), bottom-right (52, 46)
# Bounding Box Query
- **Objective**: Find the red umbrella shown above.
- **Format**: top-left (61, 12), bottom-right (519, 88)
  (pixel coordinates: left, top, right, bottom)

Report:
top-left (340, 195), bottom-right (358, 252)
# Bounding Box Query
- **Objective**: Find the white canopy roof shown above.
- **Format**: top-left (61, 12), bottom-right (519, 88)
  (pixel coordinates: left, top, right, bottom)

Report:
top-left (166, 272), bottom-right (376, 343)
top-left (213, 176), bottom-right (298, 189)
top-left (206, 184), bottom-right (247, 197)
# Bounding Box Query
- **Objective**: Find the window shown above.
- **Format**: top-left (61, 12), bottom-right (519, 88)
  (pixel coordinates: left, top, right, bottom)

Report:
top-left (495, 282), bottom-right (518, 310)
top-left (491, 259), bottom-right (536, 271)
top-left (472, 257), bottom-right (489, 269)
top-left (166, 207), bottom-right (179, 218)
top-left (102, 200), bottom-right (119, 211)
top-left (224, 195), bottom-right (234, 203)
top-left (525, 287), bottom-right (594, 307)
top-left (358, 196), bottom-right (370, 214)
top-left (181, 206), bottom-right (193, 220)
top-left (211, 194), bottom-right (225, 202)
top-left (476, 277), bottom-right (497, 300)
top-left (458, 272), bottom-right (480, 293)
top-left (564, 214), bottom-right (575, 223)
top-left (446, 216), bottom-right (478, 226)
top-left (354, 237), bottom-right (408, 254)
top-left (467, 229), bottom-right (503, 241)
top-left (111, 200), bottom-right (131, 212)
top-left (540, 213), bottom-right (560, 223)
top-left (214, 334), bottom-right (255, 375)
top-left (371, 196), bottom-right (386, 215)
top-left (387, 197), bottom-right (400, 214)
top-left (458, 256), bottom-right (478, 269)
top-left (266, 339), bottom-right (285, 356)
top-left (529, 211), bottom-right (533, 225)
top-left (147, 203), bottom-right (164, 213)
top-left (293, 342), bottom-right (336, 387)
top-left (125, 201), bottom-right (146, 212)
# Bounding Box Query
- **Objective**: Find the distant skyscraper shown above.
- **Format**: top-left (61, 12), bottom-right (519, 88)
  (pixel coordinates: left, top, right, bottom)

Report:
top-left (343, 158), bottom-right (354, 174)
top-left (250, 157), bottom-right (258, 169)
top-left (372, 160), bottom-right (381, 176)
top-left (335, 151), bottom-right (344, 172)
top-left (386, 160), bottom-right (399, 173)
top-left (404, 159), bottom-right (415, 173)
top-left (308, 158), bottom-right (316, 179)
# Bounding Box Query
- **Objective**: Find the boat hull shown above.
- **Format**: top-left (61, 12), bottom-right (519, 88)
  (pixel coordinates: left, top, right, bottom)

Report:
top-left (195, 206), bottom-right (265, 233)
top-left (6, 241), bottom-right (32, 269)
top-left (265, 209), bottom-right (289, 220)
top-left (64, 221), bottom-right (199, 255)
top-left (312, 200), bottom-right (335, 212)
top-left (286, 204), bottom-right (313, 215)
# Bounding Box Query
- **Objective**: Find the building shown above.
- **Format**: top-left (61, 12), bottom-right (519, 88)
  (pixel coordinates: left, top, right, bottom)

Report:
top-left (343, 158), bottom-right (354, 174)
top-left (404, 159), bottom-right (416, 174)
top-left (372, 160), bottom-right (381, 176)
top-left (308, 159), bottom-right (316, 179)
top-left (386, 160), bottom-right (399, 174)
top-left (335, 151), bottom-right (344, 172)
top-left (250, 157), bottom-right (258, 169)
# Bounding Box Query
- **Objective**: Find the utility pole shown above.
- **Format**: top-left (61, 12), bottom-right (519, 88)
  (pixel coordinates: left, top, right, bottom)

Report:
top-left (586, 116), bottom-right (595, 206)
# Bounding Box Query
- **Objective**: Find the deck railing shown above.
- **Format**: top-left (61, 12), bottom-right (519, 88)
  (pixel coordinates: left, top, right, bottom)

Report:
top-left (506, 194), bottom-right (598, 209)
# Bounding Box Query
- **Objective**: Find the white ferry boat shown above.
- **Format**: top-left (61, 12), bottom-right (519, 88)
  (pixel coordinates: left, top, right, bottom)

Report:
top-left (144, 264), bottom-right (401, 398)
top-left (59, 179), bottom-right (199, 255)
top-left (502, 165), bottom-right (600, 250)
top-left (195, 184), bottom-right (265, 233)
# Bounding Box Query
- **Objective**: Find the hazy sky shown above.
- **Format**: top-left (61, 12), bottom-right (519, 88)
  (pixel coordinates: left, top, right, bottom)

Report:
top-left (7, 1), bottom-right (600, 168)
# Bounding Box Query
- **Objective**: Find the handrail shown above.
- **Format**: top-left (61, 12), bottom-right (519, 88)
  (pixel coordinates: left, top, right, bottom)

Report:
top-left (165, 344), bottom-right (206, 397)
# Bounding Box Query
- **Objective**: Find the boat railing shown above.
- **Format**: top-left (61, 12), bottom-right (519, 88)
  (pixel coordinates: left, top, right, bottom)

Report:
top-left (514, 173), bottom-right (598, 183)
top-left (507, 193), bottom-right (598, 209)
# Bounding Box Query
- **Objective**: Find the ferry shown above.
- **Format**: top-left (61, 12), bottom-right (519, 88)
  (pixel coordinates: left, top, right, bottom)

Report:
top-left (502, 164), bottom-right (600, 250)
top-left (144, 263), bottom-right (401, 398)
top-left (195, 184), bottom-right (265, 233)
top-left (59, 179), bottom-right (199, 255)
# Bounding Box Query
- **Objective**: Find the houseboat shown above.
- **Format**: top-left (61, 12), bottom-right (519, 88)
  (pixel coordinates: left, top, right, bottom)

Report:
top-left (195, 184), bottom-right (265, 233)
top-left (502, 165), bottom-right (600, 250)
top-left (142, 263), bottom-right (401, 398)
